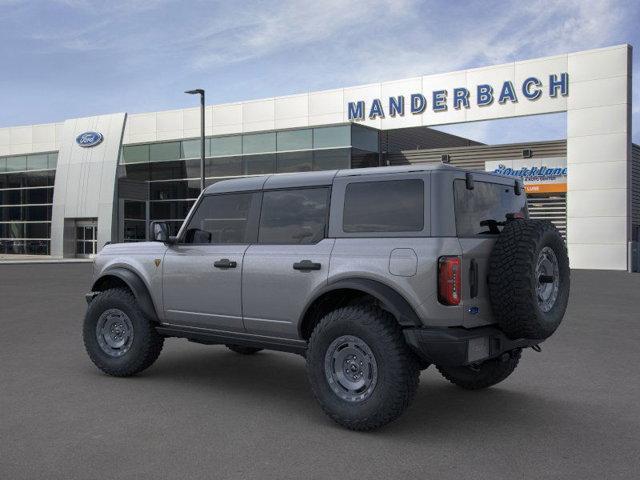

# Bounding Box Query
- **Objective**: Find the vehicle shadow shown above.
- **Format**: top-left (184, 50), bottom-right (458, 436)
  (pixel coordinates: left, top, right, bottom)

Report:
top-left (110, 342), bottom-right (623, 443)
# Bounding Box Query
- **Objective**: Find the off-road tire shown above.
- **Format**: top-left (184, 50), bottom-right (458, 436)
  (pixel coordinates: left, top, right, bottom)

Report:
top-left (83, 288), bottom-right (164, 377)
top-left (488, 219), bottom-right (570, 340)
top-left (226, 344), bottom-right (263, 355)
top-left (306, 305), bottom-right (420, 431)
top-left (437, 349), bottom-right (521, 390)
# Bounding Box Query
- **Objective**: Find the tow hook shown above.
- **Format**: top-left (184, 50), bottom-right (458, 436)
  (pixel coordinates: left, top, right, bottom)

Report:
top-left (530, 344), bottom-right (542, 353)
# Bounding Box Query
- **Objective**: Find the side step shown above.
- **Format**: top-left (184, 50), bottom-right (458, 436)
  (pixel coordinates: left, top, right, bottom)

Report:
top-left (155, 324), bottom-right (307, 355)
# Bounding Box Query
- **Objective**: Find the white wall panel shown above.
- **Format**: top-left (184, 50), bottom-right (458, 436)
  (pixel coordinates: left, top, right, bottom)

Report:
top-left (465, 63), bottom-right (516, 122)
top-left (568, 189), bottom-right (627, 218)
top-left (567, 133), bottom-right (628, 164)
top-left (212, 103), bottom-right (242, 135)
top-left (568, 244), bottom-right (628, 270)
top-left (567, 104), bottom-right (628, 137)
top-left (379, 77), bottom-right (423, 129)
top-left (343, 83), bottom-right (382, 129)
top-left (568, 46), bottom-right (629, 82)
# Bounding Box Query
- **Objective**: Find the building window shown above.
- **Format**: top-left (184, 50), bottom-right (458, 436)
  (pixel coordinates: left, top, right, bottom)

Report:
top-left (243, 133), bottom-right (276, 154)
top-left (150, 142), bottom-right (181, 162)
top-left (211, 136), bottom-right (242, 157)
top-left (277, 129), bottom-right (312, 151)
top-left (277, 151), bottom-right (313, 173)
top-left (0, 152), bottom-right (56, 255)
top-left (313, 126), bottom-right (350, 149)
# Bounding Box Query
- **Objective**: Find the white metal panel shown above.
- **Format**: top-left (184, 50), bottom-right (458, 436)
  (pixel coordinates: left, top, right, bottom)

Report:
top-left (514, 54), bottom-right (568, 116)
top-left (567, 104), bottom-right (628, 137)
top-left (465, 63), bottom-right (516, 122)
top-left (156, 109), bottom-right (183, 132)
top-left (242, 98), bottom-right (275, 132)
top-left (380, 77), bottom-right (423, 129)
top-left (10, 125), bottom-right (32, 145)
top-left (567, 76), bottom-right (629, 110)
top-left (421, 71), bottom-right (467, 125)
top-left (32, 124), bottom-right (56, 143)
top-left (569, 244), bottom-right (628, 270)
top-left (568, 46), bottom-right (630, 82)
top-left (212, 103), bottom-right (242, 135)
top-left (568, 189), bottom-right (627, 218)
top-left (343, 83), bottom-right (382, 128)
top-left (567, 133), bottom-right (628, 164)
top-left (568, 161), bottom-right (627, 191)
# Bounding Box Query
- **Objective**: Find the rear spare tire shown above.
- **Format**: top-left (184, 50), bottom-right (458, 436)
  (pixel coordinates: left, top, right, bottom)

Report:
top-left (488, 219), bottom-right (569, 340)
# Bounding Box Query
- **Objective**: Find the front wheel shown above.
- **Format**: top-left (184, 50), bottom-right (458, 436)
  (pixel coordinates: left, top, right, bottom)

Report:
top-left (436, 349), bottom-right (521, 390)
top-left (83, 288), bottom-right (164, 377)
top-left (306, 305), bottom-right (420, 431)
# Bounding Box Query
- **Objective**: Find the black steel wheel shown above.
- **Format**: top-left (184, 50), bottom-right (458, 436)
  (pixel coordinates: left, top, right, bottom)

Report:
top-left (83, 288), bottom-right (164, 377)
top-left (306, 304), bottom-right (419, 431)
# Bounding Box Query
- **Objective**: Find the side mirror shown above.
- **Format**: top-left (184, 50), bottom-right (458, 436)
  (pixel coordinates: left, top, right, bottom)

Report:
top-left (151, 222), bottom-right (170, 243)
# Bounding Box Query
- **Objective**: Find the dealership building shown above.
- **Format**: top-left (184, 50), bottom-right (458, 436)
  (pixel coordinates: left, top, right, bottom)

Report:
top-left (0, 44), bottom-right (637, 271)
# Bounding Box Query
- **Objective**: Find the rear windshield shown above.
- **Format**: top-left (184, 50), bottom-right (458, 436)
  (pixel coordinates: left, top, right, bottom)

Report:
top-left (454, 179), bottom-right (527, 236)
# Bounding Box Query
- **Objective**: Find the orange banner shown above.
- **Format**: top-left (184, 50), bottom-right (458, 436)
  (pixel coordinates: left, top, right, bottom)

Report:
top-left (525, 183), bottom-right (567, 193)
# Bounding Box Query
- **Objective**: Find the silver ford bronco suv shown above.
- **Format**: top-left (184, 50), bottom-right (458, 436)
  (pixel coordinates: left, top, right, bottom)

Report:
top-left (83, 164), bottom-right (570, 430)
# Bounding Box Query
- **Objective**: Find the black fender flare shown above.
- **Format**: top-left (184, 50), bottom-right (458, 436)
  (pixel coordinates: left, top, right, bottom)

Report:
top-left (92, 267), bottom-right (159, 322)
top-left (299, 278), bottom-right (422, 331)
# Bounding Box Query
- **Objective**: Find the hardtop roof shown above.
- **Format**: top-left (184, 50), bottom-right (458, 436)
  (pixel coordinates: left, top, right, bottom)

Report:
top-left (203, 163), bottom-right (514, 194)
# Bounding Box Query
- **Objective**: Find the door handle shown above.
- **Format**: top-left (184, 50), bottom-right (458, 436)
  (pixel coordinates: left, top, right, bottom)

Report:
top-left (293, 260), bottom-right (321, 271)
top-left (214, 258), bottom-right (237, 269)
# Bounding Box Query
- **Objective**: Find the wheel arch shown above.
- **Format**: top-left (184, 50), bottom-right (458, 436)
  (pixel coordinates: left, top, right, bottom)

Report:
top-left (298, 278), bottom-right (421, 340)
top-left (92, 267), bottom-right (159, 322)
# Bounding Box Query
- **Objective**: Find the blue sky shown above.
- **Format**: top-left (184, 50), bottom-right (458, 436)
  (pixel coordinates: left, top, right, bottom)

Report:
top-left (0, 0), bottom-right (638, 144)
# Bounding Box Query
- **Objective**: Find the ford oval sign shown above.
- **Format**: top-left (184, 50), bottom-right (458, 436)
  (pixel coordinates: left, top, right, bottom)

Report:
top-left (76, 131), bottom-right (103, 148)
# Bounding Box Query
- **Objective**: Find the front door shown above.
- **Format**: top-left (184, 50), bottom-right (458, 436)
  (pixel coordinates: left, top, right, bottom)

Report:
top-left (162, 191), bottom-right (260, 332)
top-left (242, 187), bottom-right (333, 339)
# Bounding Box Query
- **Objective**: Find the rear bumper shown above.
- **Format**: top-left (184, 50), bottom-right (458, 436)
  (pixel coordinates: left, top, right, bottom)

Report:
top-left (403, 325), bottom-right (540, 367)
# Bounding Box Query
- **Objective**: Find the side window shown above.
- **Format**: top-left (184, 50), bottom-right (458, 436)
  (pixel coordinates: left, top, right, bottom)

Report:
top-left (258, 188), bottom-right (329, 244)
top-left (183, 193), bottom-right (256, 244)
top-left (343, 179), bottom-right (424, 232)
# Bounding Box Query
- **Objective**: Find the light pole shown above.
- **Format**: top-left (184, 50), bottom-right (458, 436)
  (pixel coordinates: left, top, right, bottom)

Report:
top-left (185, 89), bottom-right (205, 192)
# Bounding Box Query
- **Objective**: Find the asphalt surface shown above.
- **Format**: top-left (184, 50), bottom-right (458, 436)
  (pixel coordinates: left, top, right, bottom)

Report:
top-left (1, 264), bottom-right (639, 479)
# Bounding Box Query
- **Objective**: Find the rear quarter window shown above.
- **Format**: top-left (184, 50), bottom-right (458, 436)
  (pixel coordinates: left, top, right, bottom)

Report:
top-left (454, 179), bottom-right (527, 236)
top-left (343, 179), bottom-right (424, 233)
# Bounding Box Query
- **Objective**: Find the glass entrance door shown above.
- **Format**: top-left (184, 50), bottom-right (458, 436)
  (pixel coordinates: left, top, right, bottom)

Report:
top-left (76, 222), bottom-right (97, 257)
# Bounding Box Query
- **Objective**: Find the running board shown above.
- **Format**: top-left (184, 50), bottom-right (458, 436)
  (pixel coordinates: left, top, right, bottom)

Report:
top-left (155, 325), bottom-right (307, 355)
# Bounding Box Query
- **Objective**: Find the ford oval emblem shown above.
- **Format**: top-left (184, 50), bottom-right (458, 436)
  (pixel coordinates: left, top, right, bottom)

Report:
top-left (76, 131), bottom-right (103, 148)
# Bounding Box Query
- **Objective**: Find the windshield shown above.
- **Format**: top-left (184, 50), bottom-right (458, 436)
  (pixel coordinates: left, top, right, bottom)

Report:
top-left (454, 179), bottom-right (527, 236)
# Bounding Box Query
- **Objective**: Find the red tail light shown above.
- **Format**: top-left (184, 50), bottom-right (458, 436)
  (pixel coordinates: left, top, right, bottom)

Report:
top-left (438, 256), bottom-right (461, 306)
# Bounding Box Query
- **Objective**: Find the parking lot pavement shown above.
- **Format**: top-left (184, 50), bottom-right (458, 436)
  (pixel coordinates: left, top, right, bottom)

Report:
top-left (1, 263), bottom-right (639, 480)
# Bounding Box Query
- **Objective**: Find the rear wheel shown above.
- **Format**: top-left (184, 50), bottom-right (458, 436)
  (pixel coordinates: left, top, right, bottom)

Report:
top-left (226, 344), bottom-right (263, 355)
top-left (83, 288), bottom-right (164, 377)
top-left (437, 349), bottom-right (521, 390)
top-left (306, 305), bottom-right (419, 431)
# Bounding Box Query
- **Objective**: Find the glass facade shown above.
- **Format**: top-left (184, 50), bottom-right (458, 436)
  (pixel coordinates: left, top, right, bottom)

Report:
top-left (117, 124), bottom-right (379, 242)
top-left (0, 152), bottom-right (57, 255)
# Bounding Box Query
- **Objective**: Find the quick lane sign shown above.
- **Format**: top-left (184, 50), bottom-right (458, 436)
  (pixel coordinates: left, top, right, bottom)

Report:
top-left (485, 158), bottom-right (568, 194)
top-left (347, 73), bottom-right (569, 120)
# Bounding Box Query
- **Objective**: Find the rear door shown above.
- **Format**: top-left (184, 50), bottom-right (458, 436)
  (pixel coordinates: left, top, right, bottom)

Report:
top-left (242, 187), bottom-right (333, 339)
top-left (453, 177), bottom-right (527, 328)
